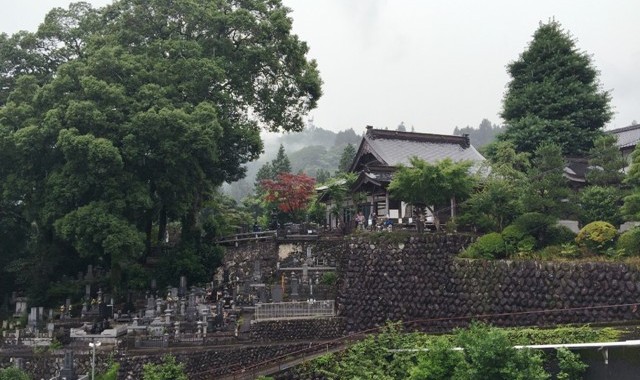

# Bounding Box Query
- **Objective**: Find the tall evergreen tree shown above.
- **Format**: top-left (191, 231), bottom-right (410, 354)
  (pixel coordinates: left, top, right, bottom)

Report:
top-left (338, 143), bottom-right (357, 173)
top-left (271, 144), bottom-right (292, 175)
top-left (499, 20), bottom-right (612, 155)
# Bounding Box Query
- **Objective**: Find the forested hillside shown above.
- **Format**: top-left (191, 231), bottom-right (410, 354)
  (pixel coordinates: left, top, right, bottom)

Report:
top-left (223, 122), bottom-right (361, 201)
top-left (453, 118), bottom-right (505, 149)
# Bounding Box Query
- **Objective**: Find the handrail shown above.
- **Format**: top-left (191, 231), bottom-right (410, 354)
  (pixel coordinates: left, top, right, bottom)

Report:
top-left (217, 230), bottom-right (278, 244)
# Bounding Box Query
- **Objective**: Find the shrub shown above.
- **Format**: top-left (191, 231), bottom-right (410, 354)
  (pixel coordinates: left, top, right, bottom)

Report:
top-left (97, 363), bottom-right (120, 380)
top-left (512, 212), bottom-right (555, 248)
top-left (556, 347), bottom-right (588, 380)
top-left (0, 367), bottom-right (30, 380)
top-left (143, 355), bottom-right (187, 380)
top-left (616, 228), bottom-right (640, 256)
top-left (578, 185), bottom-right (623, 227)
top-left (320, 271), bottom-right (337, 286)
top-left (546, 225), bottom-right (577, 245)
top-left (501, 225), bottom-right (534, 256)
top-left (467, 232), bottom-right (506, 259)
top-left (575, 221), bottom-right (617, 254)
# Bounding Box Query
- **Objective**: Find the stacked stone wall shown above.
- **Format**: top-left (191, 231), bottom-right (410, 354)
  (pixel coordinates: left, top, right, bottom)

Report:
top-left (339, 234), bottom-right (640, 333)
top-left (1, 344), bottom-right (313, 379)
top-left (250, 317), bottom-right (346, 342)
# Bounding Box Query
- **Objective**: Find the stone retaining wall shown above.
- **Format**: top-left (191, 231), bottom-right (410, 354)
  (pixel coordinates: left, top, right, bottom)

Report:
top-left (250, 318), bottom-right (346, 342)
top-left (116, 343), bottom-right (312, 379)
top-left (339, 234), bottom-right (640, 333)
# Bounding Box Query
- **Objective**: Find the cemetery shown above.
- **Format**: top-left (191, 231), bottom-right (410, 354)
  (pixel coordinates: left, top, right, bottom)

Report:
top-left (0, 236), bottom-right (345, 379)
top-left (3, 233), bottom-right (640, 378)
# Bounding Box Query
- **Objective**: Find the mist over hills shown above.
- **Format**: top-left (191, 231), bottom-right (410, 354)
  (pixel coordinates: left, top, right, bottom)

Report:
top-left (223, 121), bottom-right (361, 201)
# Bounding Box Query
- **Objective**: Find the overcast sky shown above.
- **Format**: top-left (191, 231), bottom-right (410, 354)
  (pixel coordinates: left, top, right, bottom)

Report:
top-left (2, 0), bottom-right (639, 135)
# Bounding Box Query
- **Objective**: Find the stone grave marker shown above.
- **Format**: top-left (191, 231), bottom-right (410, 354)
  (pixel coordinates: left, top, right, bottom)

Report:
top-left (291, 272), bottom-right (299, 300)
top-left (253, 261), bottom-right (261, 282)
top-left (59, 350), bottom-right (77, 380)
top-left (271, 286), bottom-right (283, 303)
top-left (14, 297), bottom-right (27, 318)
top-left (179, 276), bottom-right (187, 298)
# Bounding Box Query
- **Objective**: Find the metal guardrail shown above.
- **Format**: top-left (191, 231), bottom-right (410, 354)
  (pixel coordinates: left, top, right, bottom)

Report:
top-left (254, 300), bottom-right (335, 322)
top-left (217, 230), bottom-right (278, 244)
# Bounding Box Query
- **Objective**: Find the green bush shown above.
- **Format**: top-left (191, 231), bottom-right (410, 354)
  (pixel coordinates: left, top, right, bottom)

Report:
top-left (575, 221), bottom-right (617, 254)
top-left (0, 367), bottom-right (30, 380)
top-left (97, 363), bottom-right (120, 380)
top-left (501, 225), bottom-right (535, 256)
top-left (616, 228), bottom-right (640, 256)
top-left (320, 271), bottom-right (337, 286)
top-left (578, 185), bottom-right (623, 227)
top-left (467, 232), bottom-right (506, 259)
top-left (512, 212), bottom-right (555, 248)
top-left (556, 347), bottom-right (588, 380)
top-left (546, 225), bottom-right (577, 245)
top-left (143, 355), bottom-right (187, 380)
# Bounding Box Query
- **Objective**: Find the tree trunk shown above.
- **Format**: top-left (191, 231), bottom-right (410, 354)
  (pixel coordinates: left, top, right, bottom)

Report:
top-left (157, 205), bottom-right (167, 245)
top-left (415, 207), bottom-right (424, 233)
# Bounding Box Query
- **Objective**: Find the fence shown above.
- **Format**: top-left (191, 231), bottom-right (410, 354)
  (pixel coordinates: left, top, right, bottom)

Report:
top-left (254, 300), bottom-right (335, 322)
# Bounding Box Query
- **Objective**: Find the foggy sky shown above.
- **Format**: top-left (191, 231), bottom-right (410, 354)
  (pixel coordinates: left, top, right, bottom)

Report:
top-left (3, 0), bottom-right (639, 135)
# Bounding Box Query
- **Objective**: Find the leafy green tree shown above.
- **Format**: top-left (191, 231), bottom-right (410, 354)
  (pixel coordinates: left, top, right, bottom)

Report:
top-left (388, 157), bottom-right (474, 231)
top-left (499, 20), bottom-right (612, 155)
top-left (587, 134), bottom-right (627, 187)
top-left (317, 172), bottom-right (364, 231)
top-left (409, 338), bottom-right (463, 380)
top-left (460, 176), bottom-right (521, 232)
top-left (578, 186), bottom-right (623, 227)
top-left (521, 143), bottom-right (570, 218)
top-left (454, 323), bottom-right (548, 380)
top-left (622, 145), bottom-right (640, 221)
top-left (0, 0), bottom-right (321, 303)
top-left (143, 355), bottom-right (187, 380)
top-left (255, 162), bottom-right (275, 189)
top-left (338, 143), bottom-right (356, 173)
top-left (556, 348), bottom-right (588, 380)
top-left (483, 141), bottom-right (531, 175)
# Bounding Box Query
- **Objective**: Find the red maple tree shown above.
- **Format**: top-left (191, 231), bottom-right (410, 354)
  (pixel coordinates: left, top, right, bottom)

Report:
top-left (261, 172), bottom-right (316, 215)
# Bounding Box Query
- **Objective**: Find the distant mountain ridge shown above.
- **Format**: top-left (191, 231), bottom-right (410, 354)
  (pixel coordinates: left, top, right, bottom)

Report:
top-left (453, 119), bottom-right (505, 148)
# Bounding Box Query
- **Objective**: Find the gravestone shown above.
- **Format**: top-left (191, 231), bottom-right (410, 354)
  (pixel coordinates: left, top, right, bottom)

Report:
top-left (179, 276), bottom-right (187, 298)
top-left (59, 350), bottom-right (77, 380)
top-left (253, 261), bottom-right (261, 282)
top-left (271, 286), bottom-right (283, 303)
top-left (28, 307), bottom-right (38, 327)
top-left (186, 291), bottom-right (197, 322)
top-left (85, 264), bottom-right (94, 281)
top-left (291, 272), bottom-right (299, 300)
top-left (145, 295), bottom-right (156, 318)
top-left (14, 297), bottom-right (27, 318)
top-left (13, 357), bottom-right (24, 370)
top-left (258, 287), bottom-right (267, 303)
